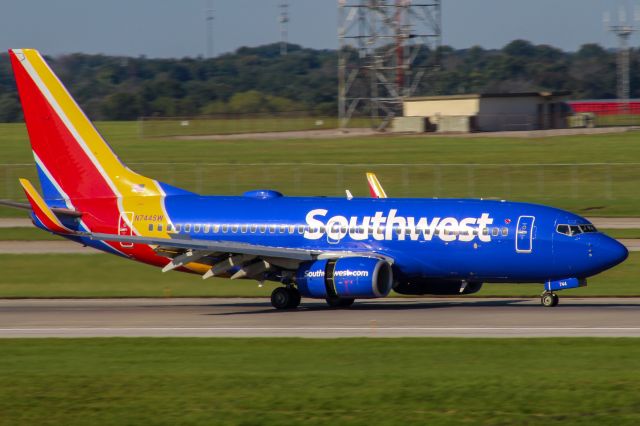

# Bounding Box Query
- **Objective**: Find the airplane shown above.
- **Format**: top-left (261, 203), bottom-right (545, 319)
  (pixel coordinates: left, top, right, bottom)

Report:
top-left (2, 48), bottom-right (629, 310)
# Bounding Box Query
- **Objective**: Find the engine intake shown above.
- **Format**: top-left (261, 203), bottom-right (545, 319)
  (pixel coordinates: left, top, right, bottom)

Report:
top-left (296, 257), bottom-right (393, 299)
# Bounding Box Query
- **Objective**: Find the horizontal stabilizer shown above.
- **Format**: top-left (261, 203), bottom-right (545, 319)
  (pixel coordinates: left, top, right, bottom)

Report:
top-left (0, 199), bottom-right (31, 210)
top-left (18, 178), bottom-right (75, 234)
top-left (0, 199), bottom-right (82, 217)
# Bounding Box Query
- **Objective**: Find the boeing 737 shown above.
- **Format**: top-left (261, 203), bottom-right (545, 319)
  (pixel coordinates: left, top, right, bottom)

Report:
top-left (2, 49), bottom-right (629, 309)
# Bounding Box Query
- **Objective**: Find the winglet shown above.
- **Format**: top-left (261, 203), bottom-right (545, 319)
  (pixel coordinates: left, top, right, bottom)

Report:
top-left (366, 173), bottom-right (388, 199)
top-left (19, 178), bottom-right (74, 234)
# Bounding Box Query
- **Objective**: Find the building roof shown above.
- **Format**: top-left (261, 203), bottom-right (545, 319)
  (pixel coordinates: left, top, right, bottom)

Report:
top-left (404, 91), bottom-right (572, 102)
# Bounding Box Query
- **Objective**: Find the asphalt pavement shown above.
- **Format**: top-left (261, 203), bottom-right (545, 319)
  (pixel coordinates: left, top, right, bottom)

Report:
top-left (1, 297), bottom-right (640, 338)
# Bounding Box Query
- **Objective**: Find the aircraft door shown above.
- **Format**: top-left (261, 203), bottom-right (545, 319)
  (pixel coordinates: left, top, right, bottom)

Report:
top-left (516, 216), bottom-right (535, 253)
top-left (118, 212), bottom-right (135, 248)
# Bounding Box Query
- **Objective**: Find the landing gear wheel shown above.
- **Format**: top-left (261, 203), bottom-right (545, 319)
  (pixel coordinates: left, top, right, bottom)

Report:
top-left (326, 297), bottom-right (355, 308)
top-left (541, 292), bottom-right (559, 307)
top-left (286, 287), bottom-right (301, 309)
top-left (271, 287), bottom-right (301, 309)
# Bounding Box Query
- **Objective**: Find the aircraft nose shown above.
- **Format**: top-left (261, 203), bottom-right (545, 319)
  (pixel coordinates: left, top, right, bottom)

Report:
top-left (593, 236), bottom-right (629, 271)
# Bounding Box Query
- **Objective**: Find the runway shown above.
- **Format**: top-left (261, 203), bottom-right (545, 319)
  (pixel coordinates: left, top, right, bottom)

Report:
top-left (2, 217), bottom-right (640, 229)
top-left (1, 297), bottom-right (640, 338)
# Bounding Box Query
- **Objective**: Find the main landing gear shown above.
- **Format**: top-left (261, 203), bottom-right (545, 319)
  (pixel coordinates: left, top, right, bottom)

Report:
top-left (541, 292), bottom-right (559, 307)
top-left (271, 287), bottom-right (301, 310)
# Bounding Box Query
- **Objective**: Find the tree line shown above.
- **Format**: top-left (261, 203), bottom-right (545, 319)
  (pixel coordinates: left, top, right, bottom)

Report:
top-left (0, 40), bottom-right (637, 122)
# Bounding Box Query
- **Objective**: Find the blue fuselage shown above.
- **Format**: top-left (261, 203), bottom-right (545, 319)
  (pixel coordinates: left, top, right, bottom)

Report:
top-left (160, 194), bottom-right (628, 284)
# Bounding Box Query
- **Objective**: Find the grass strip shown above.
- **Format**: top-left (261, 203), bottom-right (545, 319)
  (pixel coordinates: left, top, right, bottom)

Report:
top-left (0, 252), bottom-right (638, 298)
top-left (0, 338), bottom-right (639, 426)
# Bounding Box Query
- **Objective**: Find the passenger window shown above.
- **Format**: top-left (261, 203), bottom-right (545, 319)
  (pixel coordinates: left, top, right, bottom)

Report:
top-left (167, 224), bottom-right (174, 232)
top-left (250, 224), bottom-right (257, 233)
top-left (213, 224), bottom-right (220, 233)
top-left (231, 225), bottom-right (239, 233)
top-left (221, 224), bottom-right (228, 233)
top-left (203, 224), bottom-right (210, 234)
top-left (194, 224), bottom-right (201, 233)
top-left (501, 227), bottom-right (508, 237)
top-left (148, 224), bottom-right (153, 231)
top-left (260, 225), bottom-right (267, 233)
top-left (288, 225), bottom-right (295, 234)
top-left (184, 224), bottom-right (192, 233)
top-left (175, 224), bottom-right (182, 232)
top-left (241, 225), bottom-right (248, 233)
top-left (298, 225), bottom-right (305, 234)
top-left (157, 224), bottom-right (163, 232)
top-left (482, 228), bottom-right (489, 236)
top-left (269, 225), bottom-right (276, 233)
top-left (279, 225), bottom-right (286, 233)
top-left (492, 228), bottom-right (499, 237)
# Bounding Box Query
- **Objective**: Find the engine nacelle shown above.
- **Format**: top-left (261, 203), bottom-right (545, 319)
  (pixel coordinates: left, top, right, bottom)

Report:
top-left (394, 280), bottom-right (483, 295)
top-left (296, 257), bottom-right (393, 299)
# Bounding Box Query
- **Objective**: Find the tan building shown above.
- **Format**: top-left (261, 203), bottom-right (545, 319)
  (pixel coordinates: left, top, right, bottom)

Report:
top-left (399, 92), bottom-right (571, 133)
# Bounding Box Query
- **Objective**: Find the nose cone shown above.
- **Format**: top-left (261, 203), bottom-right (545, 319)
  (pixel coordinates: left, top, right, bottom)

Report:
top-left (593, 236), bottom-right (629, 272)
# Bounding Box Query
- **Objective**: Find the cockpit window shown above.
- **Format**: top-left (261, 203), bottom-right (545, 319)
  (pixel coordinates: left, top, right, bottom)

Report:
top-left (580, 224), bottom-right (598, 233)
top-left (556, 224), bottom-right (570, 236)
top-left (570, 225), bottom-right (582, 236)
top-left (557, 223), bottom-right (597, 237)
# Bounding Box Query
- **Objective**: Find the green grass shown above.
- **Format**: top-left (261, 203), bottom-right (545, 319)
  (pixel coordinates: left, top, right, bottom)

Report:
top-left (0, 338), bottom-right (639, 426)
top-left (0, 252), bottom-right (637, 298)
top-left (601, 229), bottom-right (640, 239)
top-left (1, 122), bottom-right (640, 215)
top-left (140, 116), bottom-right (373, 137)
top-left (596, 114), bottom-right (640, 127)
top-left (0, 227), bottom-right (62, 241)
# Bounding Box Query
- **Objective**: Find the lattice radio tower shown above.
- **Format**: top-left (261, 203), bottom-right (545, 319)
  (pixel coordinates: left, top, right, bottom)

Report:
top-left (280, 1), bottom-right (290, 56)
top-left (338, 0), bottom-right (442, 130)
top-left (606, 6), bottom-right (638, 109)
top-left (205, 0), bottom-right (215, 58)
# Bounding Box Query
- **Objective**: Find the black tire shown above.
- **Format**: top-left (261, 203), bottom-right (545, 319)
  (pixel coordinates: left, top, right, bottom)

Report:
top-left (286, 287), bottom-right (301, 309)
top-left (271, 287), bottom-right (292, 310)
top-left (541, 293), bottom-right (558, 307)
top-left (326, 297), bottom-right (355, 308)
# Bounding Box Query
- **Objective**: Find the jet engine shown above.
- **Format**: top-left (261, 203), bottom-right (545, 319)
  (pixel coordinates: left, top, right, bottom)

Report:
top-left (295, 257), bottom-right (393, 299)
top-left (394, 279), bottom-right (483, 295)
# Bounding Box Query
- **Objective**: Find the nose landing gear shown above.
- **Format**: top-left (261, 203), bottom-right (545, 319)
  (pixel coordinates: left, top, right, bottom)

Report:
top-left (541, 291), bottom-right (559, 307)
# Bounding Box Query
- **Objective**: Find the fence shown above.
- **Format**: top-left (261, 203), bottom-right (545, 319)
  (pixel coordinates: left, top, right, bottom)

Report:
top-left (569, 101), bottom-right (640, 127)
top-left (1, 163), bottom-right (639, 215)
top-left (139, 113), bottom-right (373, 138)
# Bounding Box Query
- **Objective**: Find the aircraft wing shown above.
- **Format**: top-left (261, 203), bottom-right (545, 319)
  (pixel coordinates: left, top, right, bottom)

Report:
top-left (88, 232), bottom-right (318, 260)
top-left (85, 232), bottom-right (393, 278)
